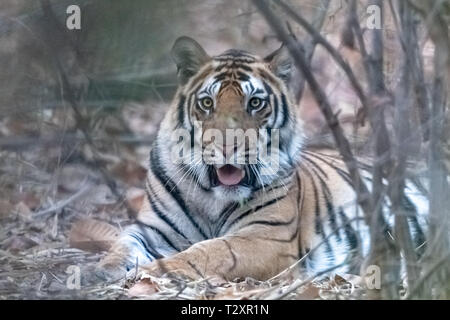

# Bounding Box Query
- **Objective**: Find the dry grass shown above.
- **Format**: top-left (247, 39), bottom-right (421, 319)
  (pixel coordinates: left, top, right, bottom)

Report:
top-left (0, 238), bottom-right (367, 300)
top-left (1, 0), bottom-right (448, 300)
top-left (0, 100), bottom-right (368, 300)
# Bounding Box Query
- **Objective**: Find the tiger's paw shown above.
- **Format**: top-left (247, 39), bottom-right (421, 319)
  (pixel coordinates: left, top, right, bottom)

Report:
top-left (128, 258), bottom-right (226, 297)
top-left (95, 252), bottom-right (132, 282)
top-left (95, 262), bottom-right (128, 283)
top-left (137, 257), bottom-right (201, 281)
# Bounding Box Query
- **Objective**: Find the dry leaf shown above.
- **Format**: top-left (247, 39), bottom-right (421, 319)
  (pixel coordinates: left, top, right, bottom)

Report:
top-left (57, 165), bottom-right (91, 192)
top-left (111, 160), bottom-right (147, 186)
top-left (295, 282), bottom-right (320, 300)
top-left (69, 218), bottom-right (120, 253)
top-left (11, 192), bottom-right (41, 210)
top-left (333, 274), bottom-right (349, 286)
top-left (128, 278), bottom-right (160, 297)
top-left (88, 184), bottom-right (116, 206)
top-left (3, 235), bottom-right (38, 252)
top-left (0, 200), bottom-right (14, 219)
top-left (126, 187), bottom-right (145, 213)
top-left (14, 201), bottom-right (32, 221)
top-left (334, 274), bottom-right (362, 286)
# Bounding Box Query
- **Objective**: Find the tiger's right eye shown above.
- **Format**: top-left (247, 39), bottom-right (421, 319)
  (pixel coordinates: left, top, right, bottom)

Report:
top-left (199, 97), bottom-right (214, 111)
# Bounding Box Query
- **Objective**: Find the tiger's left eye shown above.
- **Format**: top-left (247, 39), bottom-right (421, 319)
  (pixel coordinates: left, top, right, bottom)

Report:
top-left (200, 97), bottom-right (214, 110)
top-left (248, 97), bottom-right (263, 110)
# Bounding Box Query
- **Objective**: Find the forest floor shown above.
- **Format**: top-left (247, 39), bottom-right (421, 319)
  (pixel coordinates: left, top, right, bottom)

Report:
top-left (0, 101), bottom-right (367, 300)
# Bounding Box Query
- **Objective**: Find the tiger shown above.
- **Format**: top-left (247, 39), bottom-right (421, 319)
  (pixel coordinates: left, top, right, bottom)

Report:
top-left (97, 36), bottom-right (428, 285)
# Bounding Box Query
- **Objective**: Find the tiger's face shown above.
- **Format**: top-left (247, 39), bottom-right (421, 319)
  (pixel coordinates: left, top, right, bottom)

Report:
top-left (163, 37), bottom-right (303, 202)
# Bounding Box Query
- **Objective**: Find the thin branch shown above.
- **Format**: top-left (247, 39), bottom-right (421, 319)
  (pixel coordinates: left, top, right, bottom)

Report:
top-left (253, 0), bottom-right (372, 219)
top-left (274, 0), bottom-right (370, 120)
top-left (39, 0), bottom-right (125, 206)
top-left (291, 0), bottom-right (331, 102)
top-left (0, 133), bottom-right (157, 151)
top-left (33, 184), bottom-right (92, 218)
top-left (388, 0), bottom-right (431, 141)
top-left (405, 252), bottom-right (450, 299)
top-left (389, 0), bottom-right (421, 289)
top-left (267, 261), bottom-right (347, 300)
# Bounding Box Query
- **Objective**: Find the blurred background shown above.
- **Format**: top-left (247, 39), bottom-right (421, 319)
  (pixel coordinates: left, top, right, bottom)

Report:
top-left (0, 0), bottom-right (448, 299)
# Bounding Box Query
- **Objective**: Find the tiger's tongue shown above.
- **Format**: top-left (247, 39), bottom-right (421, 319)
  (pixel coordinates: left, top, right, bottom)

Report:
top-left (216, 165), bottom-right (245, 186)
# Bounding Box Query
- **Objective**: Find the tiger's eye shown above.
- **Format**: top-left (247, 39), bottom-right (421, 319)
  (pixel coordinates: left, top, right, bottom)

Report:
top-left (249, 97), bottom-right (262, 109)
top-left (200, 97), bottom-right (213, 109)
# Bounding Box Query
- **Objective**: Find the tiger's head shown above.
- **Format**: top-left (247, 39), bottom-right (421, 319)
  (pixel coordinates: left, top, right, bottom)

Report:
top-left (158, 36), bottom-right (303, 202)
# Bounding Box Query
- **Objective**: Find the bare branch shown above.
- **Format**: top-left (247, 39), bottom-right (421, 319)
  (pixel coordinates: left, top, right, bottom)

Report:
top-left (389, 0), bottom-right (422, 289)
top-left (253, 0), bottom-right (372, 219)
top-left (290, 0), bottom-right (331, 102)
top-left (274, 0), bottom-right (370, 121)
top-left (39, 0), bottom-right (125, 206)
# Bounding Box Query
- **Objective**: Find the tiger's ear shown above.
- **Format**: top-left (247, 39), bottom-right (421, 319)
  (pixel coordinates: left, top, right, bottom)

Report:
top-left (171, 36), bottom-right (210, 85)
top-left (264, 44), bottom-right (293, 84)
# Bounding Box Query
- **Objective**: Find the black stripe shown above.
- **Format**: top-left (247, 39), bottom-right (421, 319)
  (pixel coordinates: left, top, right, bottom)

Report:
top-left (215, 64), bottom-right (228, 72)
top-left (220, 49), bottom-right (255, 58)
top-left (244, 214), bottom-right (295, 227)
top-left (214, 202), bottom-right (240, 236)
top-left (150, 144), bottom-right (208, 239)
top-left (215, 62), bottom-right (253, 73)
top-left (259, 227), bottom-right (299, 243)
top-left (326, 199), bottom-right (341, 242)
top-left (302, 154), bottom-right (329, 179)
top-left (251, 178), bottom-right (291, 193)
top-left (187, 65), bottom-right (213, 90)
top-left (183, 83), bottom-right (203, 128)
top-left (259, 69), bottom-right (281, 86)
top-left (176, 94), bottom-right (186, 128)
top-left (262, 81), bottom-right (273, 94)
top-left (221, 239), bottom-right (237, 272)
top-left (316, 173), bottom-right (341, 244)
top-left (222, 195), bottom-right (287, 233)
top-left (402, 195), bottom-right (426, 255)
top-left (235, 63), bottom-right (253, 72)
top-left (337, 207), bottom-right (359, 252)
top-left (263, 81), bottom-right (278, 128)
top-left (303, 151), bottom-right (354, 187)
top-left (272, 95), bottom-right (279, 128)
top-left (136, 220), bottom-right (182, 252)
top-left (213, 57), bottom-right (255, 63)
top-left (302, 156), bottom-right (340, 243)
top-left (246, 79), bottom-right (255, 93)
top-left (213, 71), bottom-right (230, 83)
top-left (236, 70), bottom-right (250, 81)
top-left (312, 150), bottom-right (374, 175)
top-left (280, 93), bottom-right (290, 128)
top-left (302, 166), bottom-right (335, 262)
top-left (146, 181), bottom-right (191, 242)
top-left (129, 229), bottom-right (163, 259)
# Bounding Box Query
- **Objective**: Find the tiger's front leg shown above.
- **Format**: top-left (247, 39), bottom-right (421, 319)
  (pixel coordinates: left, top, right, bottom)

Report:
top-left (139, 230), bottom-right (299, 282)
top-left (95, 224), bottom-right (156, 281)
top-left (96, 196), bottom-right (184, 281)
top-left (133, 196), bottom-right (300, 287)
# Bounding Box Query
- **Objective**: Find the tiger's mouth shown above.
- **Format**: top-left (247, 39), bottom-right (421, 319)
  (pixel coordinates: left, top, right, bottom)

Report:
top-left (214, 164), bottom-right (245, 186)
